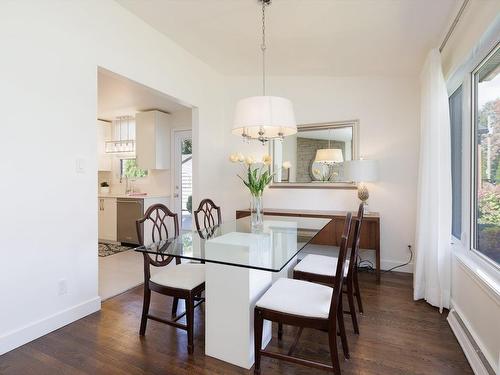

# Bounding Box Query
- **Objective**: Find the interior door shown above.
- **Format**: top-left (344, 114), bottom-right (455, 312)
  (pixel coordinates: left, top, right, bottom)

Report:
top-left (173, 130), bottom-right (193, 230)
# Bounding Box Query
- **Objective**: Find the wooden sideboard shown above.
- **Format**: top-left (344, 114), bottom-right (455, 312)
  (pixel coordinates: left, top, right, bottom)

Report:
top-left (236, 208), bottom-right (381, 283)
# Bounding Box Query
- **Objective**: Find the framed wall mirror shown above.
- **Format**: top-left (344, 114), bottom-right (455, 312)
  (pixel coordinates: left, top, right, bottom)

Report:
top-left (270, 120), bottom-right (359, 189)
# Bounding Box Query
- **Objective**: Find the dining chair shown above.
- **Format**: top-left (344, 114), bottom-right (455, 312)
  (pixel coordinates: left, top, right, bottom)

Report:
top-left (254, 213), bottom-right (353, 375)
top-left (194, 198), bottom-right (222, 236)
top-left (136, 203), bottom-right (205, 354)
top-left (293, 203), bottom-right (365, 334)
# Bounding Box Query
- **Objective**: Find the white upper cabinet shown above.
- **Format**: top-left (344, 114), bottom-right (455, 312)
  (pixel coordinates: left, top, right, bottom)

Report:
top-left (97, 120), bottom-right (112, 171)
top-left (135, 110), bottom-right (171, 170)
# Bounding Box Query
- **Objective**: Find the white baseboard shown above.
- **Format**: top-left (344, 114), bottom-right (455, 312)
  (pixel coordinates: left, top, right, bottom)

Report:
top-left (0, 297), bottom-right (101, 355)
top-left (447, 307), bottom-right (495, 375)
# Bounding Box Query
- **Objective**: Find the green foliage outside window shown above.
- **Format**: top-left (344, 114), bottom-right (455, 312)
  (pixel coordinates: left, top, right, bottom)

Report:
top-left (478, 187), bottom-right (500, 225)
top-left (182, 139), bottom-right (192, 155)
top-left (122, 159), bottom-right (148, 179)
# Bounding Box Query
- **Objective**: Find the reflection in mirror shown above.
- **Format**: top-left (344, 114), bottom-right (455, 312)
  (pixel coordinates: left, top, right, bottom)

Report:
top-left (272, 121), bottom-right (358, 184)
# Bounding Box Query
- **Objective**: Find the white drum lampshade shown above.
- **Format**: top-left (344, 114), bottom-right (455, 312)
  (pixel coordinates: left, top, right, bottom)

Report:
top-left (232, 96), bottom-right (297, 140)
top-left (344, 159), bottom-right (379, 182)
top-left (345, 159), bottom-right (379, 211)
top-left (314, 148), bottom-right (343, 163)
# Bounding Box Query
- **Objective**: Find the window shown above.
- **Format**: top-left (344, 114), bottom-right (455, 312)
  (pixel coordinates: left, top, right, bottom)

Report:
top-left (472, 44), bottom-right (500, 265)
top-left (120, 158), bottom-right (147, 179)
top-left (449, 86), bottom-right (463, 239)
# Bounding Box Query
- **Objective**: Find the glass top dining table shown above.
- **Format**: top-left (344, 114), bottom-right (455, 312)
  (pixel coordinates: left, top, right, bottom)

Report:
top-left (134, 215), bottom-right (332, 272)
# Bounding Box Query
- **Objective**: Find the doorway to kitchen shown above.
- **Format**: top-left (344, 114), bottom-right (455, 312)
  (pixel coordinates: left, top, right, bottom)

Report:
top-left (173, 130), bottom-right (193, 230)
top-left (97, 67), bottom-right (195, 300)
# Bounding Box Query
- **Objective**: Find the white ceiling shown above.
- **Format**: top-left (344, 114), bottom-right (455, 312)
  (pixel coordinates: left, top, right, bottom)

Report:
top-left (117, 0), bottom-right (457, 76)
top-left (97, 68), bottom-right (187, 121)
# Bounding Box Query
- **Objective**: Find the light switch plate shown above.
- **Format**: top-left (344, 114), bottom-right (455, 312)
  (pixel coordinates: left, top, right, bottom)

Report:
top-left (75, 158), bottom-right (85, 173)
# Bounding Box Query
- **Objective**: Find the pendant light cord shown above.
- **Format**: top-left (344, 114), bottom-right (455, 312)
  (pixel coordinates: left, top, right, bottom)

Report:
top-left (261, 0), bottom-right (267, 96)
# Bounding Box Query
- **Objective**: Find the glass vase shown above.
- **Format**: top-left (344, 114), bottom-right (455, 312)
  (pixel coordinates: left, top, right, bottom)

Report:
top-left (250, 194), bottom-right (263, 231)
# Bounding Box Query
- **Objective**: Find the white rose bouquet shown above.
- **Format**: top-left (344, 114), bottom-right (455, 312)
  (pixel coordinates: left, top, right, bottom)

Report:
top-left (229, 153), bottom-right (273, 197)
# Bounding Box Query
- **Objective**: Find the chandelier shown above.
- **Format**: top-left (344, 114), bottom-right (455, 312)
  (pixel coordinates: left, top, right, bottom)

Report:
top-left (232, 0), bottom-right (297, 145)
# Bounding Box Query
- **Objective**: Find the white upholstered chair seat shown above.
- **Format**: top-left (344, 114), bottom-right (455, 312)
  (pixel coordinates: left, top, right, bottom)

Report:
top-left (294, 254), bottom-right (349, 277)
top-left (256, 278), bottom-right (333, 319)
top-left (150, 263), bottom-right (205, 290)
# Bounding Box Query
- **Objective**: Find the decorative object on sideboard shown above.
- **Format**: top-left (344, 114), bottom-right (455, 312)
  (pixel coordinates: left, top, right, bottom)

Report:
top-left (345, 159), bottom-right (379, 212)
top-left (229, 153), bottom-right (275, 231)
top-left (100, 181), bottom-right (110, 194)
top-left (232, 0), bottom-right (296, 145)
top-left (281, 161), bottom-right (291, 182)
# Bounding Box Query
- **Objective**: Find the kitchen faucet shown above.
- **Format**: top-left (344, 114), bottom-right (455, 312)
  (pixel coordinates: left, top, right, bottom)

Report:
top-left (120, 175), bottom-right (132, 194)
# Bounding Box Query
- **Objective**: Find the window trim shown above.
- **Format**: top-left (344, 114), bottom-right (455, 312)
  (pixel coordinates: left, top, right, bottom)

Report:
top-left (446, 18), bottom-right (500, 278)
top-left (469, 42), bottom-right (500, 270)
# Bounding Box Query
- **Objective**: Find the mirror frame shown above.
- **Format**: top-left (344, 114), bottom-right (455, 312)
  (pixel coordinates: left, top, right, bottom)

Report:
top-left (269, 120), bottom-right (359, 189)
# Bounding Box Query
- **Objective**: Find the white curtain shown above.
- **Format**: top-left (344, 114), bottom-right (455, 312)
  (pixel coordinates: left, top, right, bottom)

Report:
top-left (414, 49), bottom-right (452, 312)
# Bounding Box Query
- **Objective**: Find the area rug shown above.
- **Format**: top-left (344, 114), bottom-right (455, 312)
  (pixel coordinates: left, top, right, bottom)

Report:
top-left (98, 243), bottom-right (134, 257)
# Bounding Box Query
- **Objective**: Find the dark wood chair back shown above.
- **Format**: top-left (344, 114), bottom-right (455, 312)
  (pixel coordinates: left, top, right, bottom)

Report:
top-left (194, 199), bottom-right (221, 234)
top-left (328, 212), bottom-right (352, 319)
top-left (136, 204), bottom-right (179, 267)
top-left (346, 203), bottom-right (365, 279)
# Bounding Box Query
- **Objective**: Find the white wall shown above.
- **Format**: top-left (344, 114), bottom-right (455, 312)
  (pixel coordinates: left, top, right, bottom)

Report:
top-left (0, 0), bottom-right (225, 354)
top-left (223, 75), bottom-right (420, 270)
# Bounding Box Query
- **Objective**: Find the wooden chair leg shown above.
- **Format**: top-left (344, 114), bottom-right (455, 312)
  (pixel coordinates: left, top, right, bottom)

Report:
top-left (139, 286), bottom-right (151, 336)
top-left (278, 322), bottom-right (283, 341)
top-left (337, 298), bottom-right (350, 359)
top-left (254, 309), bottom-right (264, 375)
top-left (172, 297), bottom-right (179, 317)
top-left (328, 321), bottom-right (341, 375)
top-left (346, 279), bottom-right (359, 334)
top-left (186, 295), bottom-right (194, 354)
top-left (354, 270), bottom-right (363, 314)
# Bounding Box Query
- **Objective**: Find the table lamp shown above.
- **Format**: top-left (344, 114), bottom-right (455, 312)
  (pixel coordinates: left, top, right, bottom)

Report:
top-left (344, 159), bottom-right (379, 212)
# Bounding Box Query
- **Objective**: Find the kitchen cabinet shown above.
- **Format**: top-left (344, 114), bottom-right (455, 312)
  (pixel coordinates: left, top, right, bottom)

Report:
top-left (135, 110), bottom-right (170, 170)
top-left (97, 120), bottom-right (112, 171)
top-left (98, 197), bottom-right (117, 242)
top-left (98, 195), bottom-right (169, 245)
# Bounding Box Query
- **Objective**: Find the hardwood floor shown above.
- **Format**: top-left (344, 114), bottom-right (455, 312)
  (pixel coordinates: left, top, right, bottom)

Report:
top-left (0, 272), bottom-right (472, 375)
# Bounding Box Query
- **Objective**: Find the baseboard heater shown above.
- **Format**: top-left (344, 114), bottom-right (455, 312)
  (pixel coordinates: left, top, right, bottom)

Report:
top-left (448, 309), bottom-right (496, 375)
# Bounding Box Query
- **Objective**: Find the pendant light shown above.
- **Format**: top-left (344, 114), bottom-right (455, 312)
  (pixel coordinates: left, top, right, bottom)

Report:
top-left (314, 129), bottom-right (343, 164)
top-left (232, 0), bottom-right (297, 145)
top-left (105, 115), bottom-right (136, 154)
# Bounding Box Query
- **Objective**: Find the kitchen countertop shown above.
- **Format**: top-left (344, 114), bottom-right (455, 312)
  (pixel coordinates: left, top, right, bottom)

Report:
top-left (98, 193), bottom-right (170, 199)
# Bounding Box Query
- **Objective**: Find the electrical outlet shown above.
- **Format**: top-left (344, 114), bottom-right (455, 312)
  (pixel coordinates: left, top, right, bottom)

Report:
top-left (58, 279), bottom-right (68, 296)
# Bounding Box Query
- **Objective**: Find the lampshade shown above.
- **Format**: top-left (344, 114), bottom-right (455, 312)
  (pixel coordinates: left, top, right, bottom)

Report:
top-left (314, 148), bottom-right (343, 163)
top-left (344, 160), bottom-right (379, 182)
top-left (232, 96), bottom-right (297, 139)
